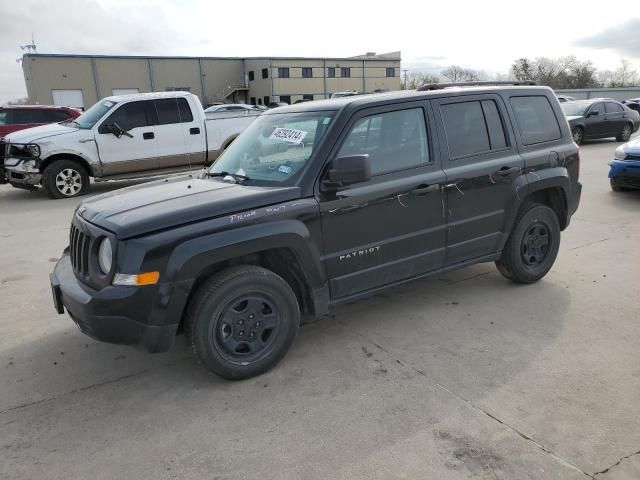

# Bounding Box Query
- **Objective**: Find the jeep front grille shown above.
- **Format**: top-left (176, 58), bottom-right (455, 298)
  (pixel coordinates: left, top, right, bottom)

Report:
top-left (70, 222), bottom-right (91, 278)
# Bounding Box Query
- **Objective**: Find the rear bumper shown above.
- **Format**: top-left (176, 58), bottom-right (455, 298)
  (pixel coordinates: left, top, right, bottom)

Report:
top-left (51, 253), bottom-right (192, 353)
top-left (609, 159), bottom-right (640, 189)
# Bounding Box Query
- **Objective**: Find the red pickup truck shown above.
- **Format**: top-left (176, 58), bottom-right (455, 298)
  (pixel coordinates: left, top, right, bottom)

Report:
top-left (1, 105), bottom-right (81, 183)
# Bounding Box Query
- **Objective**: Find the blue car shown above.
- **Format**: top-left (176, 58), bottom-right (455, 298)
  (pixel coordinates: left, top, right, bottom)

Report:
top-left (610, 137), bottom-right (640, 191)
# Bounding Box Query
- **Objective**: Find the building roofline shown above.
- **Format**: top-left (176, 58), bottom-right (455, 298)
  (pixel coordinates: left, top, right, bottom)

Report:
top-left (22, 53), bottom-right (401, 62)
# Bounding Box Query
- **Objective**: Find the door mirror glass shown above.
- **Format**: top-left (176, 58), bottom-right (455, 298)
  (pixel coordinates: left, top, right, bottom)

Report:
top-left (588, 109), bottom-right (599, 117)
top-left (323, 154), bottom-right (371, 190)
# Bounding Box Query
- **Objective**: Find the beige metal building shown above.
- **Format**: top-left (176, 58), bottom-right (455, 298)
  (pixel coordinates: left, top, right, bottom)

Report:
top-left (22, 52), bottom-right (401, 109)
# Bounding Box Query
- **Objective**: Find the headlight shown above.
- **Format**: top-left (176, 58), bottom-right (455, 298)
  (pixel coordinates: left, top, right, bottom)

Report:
top-left (98, 238), bottom-right (113, 274)
top-left (26, 144), bottom-right (41, 157)
top-left (614, 146), bottom-right (626, 160)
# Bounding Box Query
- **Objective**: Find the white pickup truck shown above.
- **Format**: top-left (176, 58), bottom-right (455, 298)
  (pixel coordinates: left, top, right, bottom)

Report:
top-left (1, 92), bottom-right (261, 198)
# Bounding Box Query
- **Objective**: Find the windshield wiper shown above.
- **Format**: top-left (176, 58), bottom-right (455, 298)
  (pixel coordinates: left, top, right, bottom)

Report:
top-left (205, 171), bottom-right (250, 184)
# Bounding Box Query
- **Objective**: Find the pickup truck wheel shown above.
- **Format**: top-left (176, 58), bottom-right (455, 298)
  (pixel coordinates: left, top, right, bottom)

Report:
top-left (496, 203), bottom-right (560, 284)
top-left (571, 126), bottom-right (584, 145)
top-left (43, 160), bottom-right (89, 199)
top-left (184, 265), bottom-right (300, 380)
top-left (616, 123), bottom-right (632, 142)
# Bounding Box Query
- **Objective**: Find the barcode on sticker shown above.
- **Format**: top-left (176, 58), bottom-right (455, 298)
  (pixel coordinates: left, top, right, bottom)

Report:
top-left (269, 127), bottom-right (308, 144)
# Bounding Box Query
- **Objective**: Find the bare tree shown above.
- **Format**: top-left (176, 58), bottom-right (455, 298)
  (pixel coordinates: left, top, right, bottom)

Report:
top-left (441, 65), bottom-right (480, 82)
top-left (509, 56), bottom-right (597, 89)
top-left (609, 60), bottom-right (639, 87)
top-left (403, 71), bottom-right (440, 90)
top-left (7, 97), bottom-right (29, 105)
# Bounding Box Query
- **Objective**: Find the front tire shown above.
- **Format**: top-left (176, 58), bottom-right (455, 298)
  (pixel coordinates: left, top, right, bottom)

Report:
top-left (43, 160), bottom-right (90, 199)
top-left (496, 203), bottom-right (561, 284)
top-left (616, 123), bottom-right (632, 142)
top-left (610, 178), bottom-right (627, 192)
top-left (184, 266), bottom-right (300, 380)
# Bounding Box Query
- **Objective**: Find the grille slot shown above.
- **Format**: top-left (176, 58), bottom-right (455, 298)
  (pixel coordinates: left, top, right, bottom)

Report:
top-left (70, 222), bottom-right (91, 278)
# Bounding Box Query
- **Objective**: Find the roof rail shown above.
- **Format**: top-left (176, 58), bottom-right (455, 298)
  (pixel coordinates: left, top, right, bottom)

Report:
top-left (417, 80), bottom-right (537, 91)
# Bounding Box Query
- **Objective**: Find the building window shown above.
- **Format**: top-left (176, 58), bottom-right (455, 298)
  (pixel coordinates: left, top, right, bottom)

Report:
top-left (340, 67), bottom-right (350, 78)
top-left (250, 97), bottom-right (256, 105)
top-left (262, 68), bottom-right (269, 79)
top-left (302, 67), bottom-right (313, 78)
top-left (303, 94), bottom-right (314, 101)
top-left (386, 67), bottom-right (395, 77)
top-left (278, 67), bottom-right (290, 78)
top-left (165, 86), bottom-right (191, 92)
top-left (279, 95), bottom-right (291, 104)
top-left (248, 71), bottom-right (255, 81)
top-left (263, 96), bottom-right (270, 105)
top-left (327, 67), bottom-right (335, 78)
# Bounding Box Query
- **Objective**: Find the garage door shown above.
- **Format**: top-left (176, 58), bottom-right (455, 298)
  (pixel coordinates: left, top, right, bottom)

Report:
top-left (112, 88), bottom-right (140, 96)
top-left (52, 90), bottom-right (84, 109)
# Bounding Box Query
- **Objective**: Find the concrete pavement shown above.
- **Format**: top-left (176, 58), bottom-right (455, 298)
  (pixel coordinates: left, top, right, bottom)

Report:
top-left (1, 138), bottom-right (639, 479)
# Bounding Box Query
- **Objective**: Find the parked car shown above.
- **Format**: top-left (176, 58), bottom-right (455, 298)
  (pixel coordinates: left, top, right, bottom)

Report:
top-left (561, 98), bottom-right (640, 144)
top-left (0, 105), bottom-right (81, 137)
top-left (50, 82), bottom-right (581, 379)
top-left (0, 105), bottom-right (81, 184)
top-left (267, 102), bottom-right (289, 108)
top-left (204, 103), bottom-right (262, 114)
top-left (556, 95), bottom-right (575, 103)
top-left (610, 136), bottom-right (640, 191)
top-left (330, 91), bottom-right (360, 99)
top-left (622, 99), bottom-right (640, 114)
top-left (2, 92), bottom-right (261, 198)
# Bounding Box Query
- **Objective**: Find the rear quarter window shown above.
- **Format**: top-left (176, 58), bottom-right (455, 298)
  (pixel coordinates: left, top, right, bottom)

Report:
top-left (509, 96), bottom-right (561, 146)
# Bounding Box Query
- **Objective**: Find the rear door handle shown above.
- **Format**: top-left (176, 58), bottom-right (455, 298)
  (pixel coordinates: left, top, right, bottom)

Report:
top-left (142, 132), bottom-right (155, 140)
top-left (411, 184), bottom-right (439, 196)
top-left (190, 127), bottom-right (200, 135)
top-left (495, 166), bottom-right (520, 177)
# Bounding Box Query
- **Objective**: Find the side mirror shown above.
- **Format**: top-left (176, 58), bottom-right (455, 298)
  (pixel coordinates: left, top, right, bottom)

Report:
top-left (588, 109), bottom-right (600, 117)
top-left (110, 122), bottom-right (133, 138)
top-left (322, 154), bottom-right (371, 190)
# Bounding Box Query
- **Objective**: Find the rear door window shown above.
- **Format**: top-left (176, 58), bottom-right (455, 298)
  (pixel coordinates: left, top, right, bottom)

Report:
top-left (338, 107), bottom-right (429, 175)
top-left (509, 96), bottom-right (561, 145)
top-left (605, 102), bottom-right (623, 113)
top-left (154, 98), bottom-right (194, 124)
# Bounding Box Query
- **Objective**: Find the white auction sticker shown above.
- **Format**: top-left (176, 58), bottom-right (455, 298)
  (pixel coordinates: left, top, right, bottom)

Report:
top-left (269, 127), bottom-right (308, 144)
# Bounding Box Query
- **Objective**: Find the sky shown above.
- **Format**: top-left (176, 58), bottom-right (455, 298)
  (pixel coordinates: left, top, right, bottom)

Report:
top-left (1, 0), bottom-right (639, 104)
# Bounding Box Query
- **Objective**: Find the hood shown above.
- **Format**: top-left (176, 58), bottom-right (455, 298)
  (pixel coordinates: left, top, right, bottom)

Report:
top-left (5, 122), bottom-right (79, 144)
top-left (621, 136), bottom-right (640, 154)
top-left (565, 116), bottom-right (583, 122)
top-left (78, 175), bottom-right (301, 238)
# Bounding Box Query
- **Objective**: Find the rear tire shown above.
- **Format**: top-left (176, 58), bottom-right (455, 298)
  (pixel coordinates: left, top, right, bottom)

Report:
top-left (616, 123), bottom-right (632, 142)
top-left (43, 160), bottom-right (90, 199)
top-left (496, 203), bottom-right (561, 284)
top-left (184, 266), bottom-right (300, 380)
top-left (571, 126), bottom-right (584, 145)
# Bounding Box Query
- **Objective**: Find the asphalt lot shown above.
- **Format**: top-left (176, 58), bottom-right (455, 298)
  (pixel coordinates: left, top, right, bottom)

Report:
top-left (1, 137), bottom-right (639, 480)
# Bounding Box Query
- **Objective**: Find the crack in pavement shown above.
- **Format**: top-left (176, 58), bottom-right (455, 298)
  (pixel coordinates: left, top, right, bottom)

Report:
top-left (336, 319), bottom-right (595, 479)
top-left (569, 237), bottom-right (613, 251)
top-left (593, 449), bottom-right (640, 477)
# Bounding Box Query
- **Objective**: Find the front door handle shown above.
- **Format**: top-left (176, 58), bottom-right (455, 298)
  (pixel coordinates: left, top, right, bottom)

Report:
top-left (495, 166), bottom-right (520, 177)
top-left (189, 127), bottom-right (200, 135)
top-left (142, 132), bottom-right (155, 140)
top-left (411, 184), bottom-right (439, 196)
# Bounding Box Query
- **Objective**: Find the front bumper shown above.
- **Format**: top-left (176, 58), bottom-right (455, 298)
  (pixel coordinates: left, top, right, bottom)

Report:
top-left (5, 160), bottom-right (42, 188)
top-left (51, 253), bottom-right (192, 353)
top-left (609, 159), bottom-right (640, 189)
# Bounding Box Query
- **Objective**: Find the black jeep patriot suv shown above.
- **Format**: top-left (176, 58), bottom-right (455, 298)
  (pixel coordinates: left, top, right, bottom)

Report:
top-left (51, 82), bottom-right (581, 379)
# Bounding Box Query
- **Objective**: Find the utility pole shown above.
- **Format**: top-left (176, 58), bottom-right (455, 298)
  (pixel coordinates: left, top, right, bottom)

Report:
top-left (402, 69), bottom-right (409, 90)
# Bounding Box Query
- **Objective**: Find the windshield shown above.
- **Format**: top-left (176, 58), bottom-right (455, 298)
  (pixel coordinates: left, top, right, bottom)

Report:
top-left (208, 111), bottom-right (335, 185)
top-left (560, 101), bottom-right (590, 117)
top-left (73, 100), bottom-right (118, 129)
